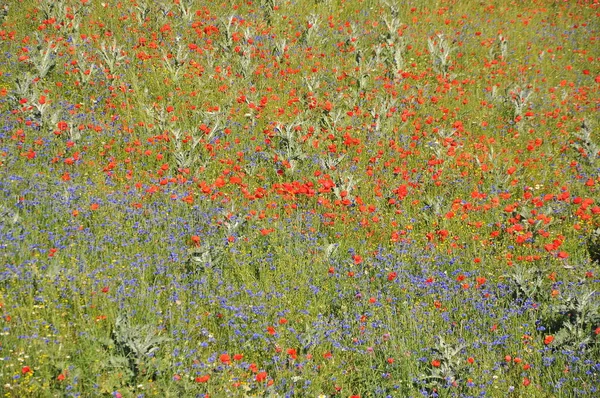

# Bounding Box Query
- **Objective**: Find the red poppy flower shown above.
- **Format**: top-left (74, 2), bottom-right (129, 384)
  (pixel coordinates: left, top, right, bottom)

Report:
top-left (256, 371), bottom-right (267, 382)
top-left (220, 353), bottom-right (230, 364)
top-left (287, 348), bottom-right (297, 359)
top-left (557, 251), bottom-right (568, 259)
top-left (57, 121), bottom-right (68, 131)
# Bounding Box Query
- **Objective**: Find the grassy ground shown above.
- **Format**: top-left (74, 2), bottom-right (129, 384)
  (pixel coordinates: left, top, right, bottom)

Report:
top-left (0, 0), bottom-right (598, 396)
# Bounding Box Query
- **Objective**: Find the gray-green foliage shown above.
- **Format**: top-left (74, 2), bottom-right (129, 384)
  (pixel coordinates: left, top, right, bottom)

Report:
top-left (29, 37), bottom-right (56, 79)
top-left (544, 288), bottom-right (600, 353)
top-left (97, 39), bottom-right (126, 75)
top-left (100, 315), bottom-right (170, 382)
top-left (571, 119), bottom-right (598, 168)
top-left (272, 120), bottom-right (308, 173)
top-left (587, 227), bottom-right (600, 264)
top-left (427, 33), bottom-right (455, 78)
top-left (418, 336), bottom-right (467, 390)
top-left (0, 202), bottom-right (24, 240)
top-left (505, 265), bottom-right (545, 303)
top-left (187, 206), bottom-right (247, 272)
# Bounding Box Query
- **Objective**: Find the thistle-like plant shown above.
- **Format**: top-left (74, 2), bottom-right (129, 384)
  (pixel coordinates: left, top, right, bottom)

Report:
top-left (587, 228), bottom-right (600, 265)
top-left (320, 108), bottom-right (344, 131)
top-left (368, 97), bottom-right (398, 134)
top-left (0, 203), bottom-right (24, 241)
top-left (570, 119), bottom-right (598, 169)
top-left (187, 206), bottom-right (247, 272)
top-left (214, 206), bottom-right (247, 240)
top-left (332, 173), bottom-right (359, 202)
top-left (390, 36), bottom-right (408, 74)
top-left (161, 39), bottom-right (188, 82)
top-left (187, 244), bottom-right (224, 271)
top-left (427, 34), bottom-right (455, 78)
top-left (169, 111), bottom-right (222, 171)
top-left (302, 74), bottom-right (321, 94)
top-left (72, 47), bottom-right (97, 86)
top-left (488, 34), bottom-right (508, 61)
top-left (201, 48), bottom-right (217, 71)
top-left (199, 110), bottom-right (224, 140)
top-left (37, 0), bottom-right (82, 32)
top-left (318, 151), bottom-right (359, 202)
top-left (272, 38), bottom-right (287, 64)
top-left (271, 121), bottom-right (308, 173)
top-left (381, 0), bottom-right (400, 18)
top-left (417, 336), bottom-right (467, 390)
top-left (217, 15), bottom-right (236, 53)
top-left (98, 39), bottom-right (126, 75)
top-left (0, 4), bottom-right (7, 22)
top-left (324, 242), bottom-right (340, 262)
top-left (43, 108), bottom-right (64, 135)
top-left (353, 56), bottom-right (375, 96)
top-left (12, 72), bottom-right (35, 102)
top-left (30, 38), bottom-right (57, 79)
top-left (426, 128), bottom-right (456, 159)
top-left (498, 35), bottom-right (508, 59)
top-left (235, 28), bottom-right (257, 79)
top-left (298, 14), bottom-right (320, 46)
top-left (542, 288), bottom-right (599, 353)
top-left (174, 0), bottom-right (194, 23)
top-left (101, 315), bottom-right (170, 383)
top-left (380, 14), bottom-right (408, 78)
top-left (504, 265), bottom-right (545, 303)
top-left (320, 152), bottom-right (346, 172)
top-left (261, 0), bottom-right (276, 26)
top-left (169, 128), bottom-right (203, 171)
top-left (144, 103), bottom-right (169, 133)
top-left (238, 49), bottom-right (255, 79)
top-left (420, 195), bottom-right (446, 227)
top-left (131, 0), bottom-right (154, 25)
top-left (30, 92), bottom-right (49, 123)
top-left (37, 0), bottom-right (59, 25)
top-left (507, 84), bottom-right (534, 119)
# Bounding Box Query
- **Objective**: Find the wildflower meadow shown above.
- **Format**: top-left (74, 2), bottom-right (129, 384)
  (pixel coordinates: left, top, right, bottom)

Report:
top-left (1, 0), bottom-right (599, 396)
